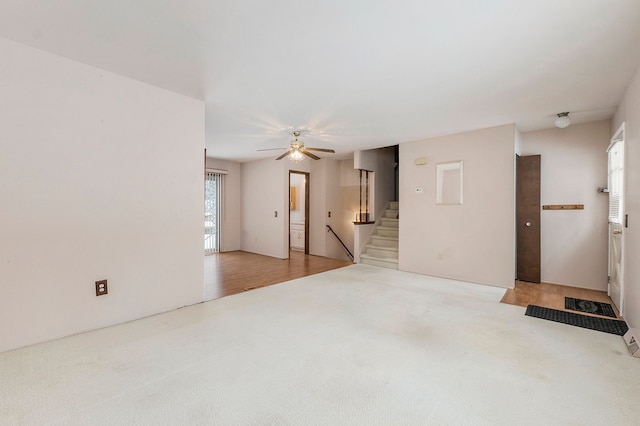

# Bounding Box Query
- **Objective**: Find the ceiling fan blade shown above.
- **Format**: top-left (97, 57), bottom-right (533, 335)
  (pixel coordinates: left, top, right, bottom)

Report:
top-left (305, 147), bottom-right (335, 153)
top-left (275, 150), bottom-right (292, 160)
top-left (257, 147), bottom-right (287, 151)
top-left (302, 150), bottom-right (320, 160)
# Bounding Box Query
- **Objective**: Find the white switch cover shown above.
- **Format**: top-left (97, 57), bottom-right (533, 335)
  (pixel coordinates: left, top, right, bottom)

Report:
top-left (415, 188), bottom-right (424, 194)
top-left (415, 157), bottom-right (428, 165)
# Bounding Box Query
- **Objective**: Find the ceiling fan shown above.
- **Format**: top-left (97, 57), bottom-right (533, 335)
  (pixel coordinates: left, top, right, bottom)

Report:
top-left (258, 131), bottom-right (335, 161)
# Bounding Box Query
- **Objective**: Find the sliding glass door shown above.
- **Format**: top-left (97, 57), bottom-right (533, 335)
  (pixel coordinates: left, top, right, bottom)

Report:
top-left (205, 171), bottom-right (223, 254)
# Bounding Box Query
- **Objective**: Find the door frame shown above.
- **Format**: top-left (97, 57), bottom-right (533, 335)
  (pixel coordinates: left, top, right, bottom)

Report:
top-left (607, 122), bottom-right (625, 314)
top-left (289, 170), bottom-right (310, 255)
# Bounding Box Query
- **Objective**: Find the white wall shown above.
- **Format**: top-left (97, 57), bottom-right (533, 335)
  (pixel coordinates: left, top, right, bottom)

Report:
top-left (399, 124), bottom-right (516, 288)
top-left (0, 38), bottom-right (205, 352)
top-left (240, 158), bottom-right (289, 258)
top-left (309, 159), bottom-right (328, 257)
top-left (612, 64), bottom-right (640, 328)
top-left (205, 157), bottom-right (242, 252)
top-left (514, 128), bottom-right (522, 276)
top-left (520, 121), bottom-right (610, 290)
top-left (323, 160), bottom-right (345, 259)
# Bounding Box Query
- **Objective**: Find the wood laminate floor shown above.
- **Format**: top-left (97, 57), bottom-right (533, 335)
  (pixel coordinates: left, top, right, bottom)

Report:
top-left (501, 280), bottom-right (623, 319)
top-left (204, 250), bottom-right (353, 300)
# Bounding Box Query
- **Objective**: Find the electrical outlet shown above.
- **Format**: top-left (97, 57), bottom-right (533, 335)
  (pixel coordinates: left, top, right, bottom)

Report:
top-left (95, 280), bottom-right (108, 296)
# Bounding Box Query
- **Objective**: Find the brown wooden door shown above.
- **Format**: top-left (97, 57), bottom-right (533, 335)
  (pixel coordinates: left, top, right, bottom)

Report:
top-left (516, 155), bottom-right (541, 283)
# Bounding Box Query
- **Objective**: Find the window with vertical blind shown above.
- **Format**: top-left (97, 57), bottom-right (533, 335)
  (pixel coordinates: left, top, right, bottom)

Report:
top-left (205, 171), bottom-right (224, 254)
top-left (608, 141), bottom-right (624, 224)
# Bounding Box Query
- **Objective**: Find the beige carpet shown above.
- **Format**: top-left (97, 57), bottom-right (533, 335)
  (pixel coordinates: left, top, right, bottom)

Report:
top-left (1, 264), bottom-right (639, 425)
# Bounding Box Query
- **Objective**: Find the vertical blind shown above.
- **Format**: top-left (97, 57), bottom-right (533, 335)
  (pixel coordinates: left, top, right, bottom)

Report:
top-left (205, 171), bottom-right (224, 254)
top-left (608, 141), bottom-right (624, 224)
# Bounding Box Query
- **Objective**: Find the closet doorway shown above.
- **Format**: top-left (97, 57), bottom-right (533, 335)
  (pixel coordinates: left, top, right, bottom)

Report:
top-left (289, 171), bottom-right (309, 254)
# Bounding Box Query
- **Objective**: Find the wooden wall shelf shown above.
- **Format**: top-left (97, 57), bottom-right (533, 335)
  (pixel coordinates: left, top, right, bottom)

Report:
top-left (542, 204), bottom-right (584, 210)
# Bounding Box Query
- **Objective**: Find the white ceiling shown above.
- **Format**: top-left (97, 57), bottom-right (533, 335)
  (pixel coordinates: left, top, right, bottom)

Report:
top-left (1, 1), bottom-right (640, 162)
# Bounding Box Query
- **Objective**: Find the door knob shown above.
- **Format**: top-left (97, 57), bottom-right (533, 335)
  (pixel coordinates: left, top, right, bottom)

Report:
top-left (525, 221), bottom-right (531, 227)
top-left (613, 229), bottom-right (622, 235)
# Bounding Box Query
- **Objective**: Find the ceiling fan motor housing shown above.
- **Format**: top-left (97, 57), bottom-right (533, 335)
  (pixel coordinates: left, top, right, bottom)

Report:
top-left (260, 130), bottom-right (334, 160)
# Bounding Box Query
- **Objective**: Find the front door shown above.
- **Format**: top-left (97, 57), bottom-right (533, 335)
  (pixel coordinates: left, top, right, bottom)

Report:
top-left (607, 124), bottom-right (625, 313)
top-left (516, 155), bottom-right (541, 283)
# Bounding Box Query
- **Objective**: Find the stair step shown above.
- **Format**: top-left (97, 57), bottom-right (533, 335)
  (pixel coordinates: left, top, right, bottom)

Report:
top-left (375, 226), bottom-right (398, 238)
top-left (371, 235), bottom-right (398, 248)
top-left (359, 200), bottom-right (399, 267)
top-left (360, 254), bottom-right (398, 270)
top-left (365, 244), bottom-right (398, 259)
top-left (384, 209), bottom-right (399, 218)
top-left (381, 218), bottom-right (399, 228)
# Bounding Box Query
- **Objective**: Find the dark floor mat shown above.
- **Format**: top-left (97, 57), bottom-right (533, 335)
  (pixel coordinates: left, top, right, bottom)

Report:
top-left (525, 305), bottom-right (628, 336)
top-left (565, 297), bottom-right (617, 318)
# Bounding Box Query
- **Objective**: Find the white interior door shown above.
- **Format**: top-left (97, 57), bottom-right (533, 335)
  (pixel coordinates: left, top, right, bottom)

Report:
top-left (607, 124), bottom-right (625, 314)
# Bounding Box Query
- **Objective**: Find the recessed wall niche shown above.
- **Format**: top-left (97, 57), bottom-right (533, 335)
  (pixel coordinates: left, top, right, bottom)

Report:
top-left (436, 161), bottom-right (463, 205)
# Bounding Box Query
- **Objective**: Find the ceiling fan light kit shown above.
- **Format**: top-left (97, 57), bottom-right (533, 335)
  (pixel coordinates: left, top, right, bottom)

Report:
top-left (258, 131), bottom-right (335, 162)
top-left (289, 149), bottom-right (305, 162)
top-left (555, 112), bottom-right (571, 128)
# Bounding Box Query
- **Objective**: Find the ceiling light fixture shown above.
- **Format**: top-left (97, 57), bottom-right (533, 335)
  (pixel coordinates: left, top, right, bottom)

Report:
top-left (289, 149), bottom-right (304, 162)
top-left (555, 112), bottom-right (571, 129)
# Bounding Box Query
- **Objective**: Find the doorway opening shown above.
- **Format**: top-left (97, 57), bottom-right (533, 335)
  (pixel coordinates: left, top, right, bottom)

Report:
top-left (289, 171), bottom-right (309, 254)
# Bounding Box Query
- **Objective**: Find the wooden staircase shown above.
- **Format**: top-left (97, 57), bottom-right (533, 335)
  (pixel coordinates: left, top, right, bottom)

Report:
top-left (360, 201), bottom-right (399, 269)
